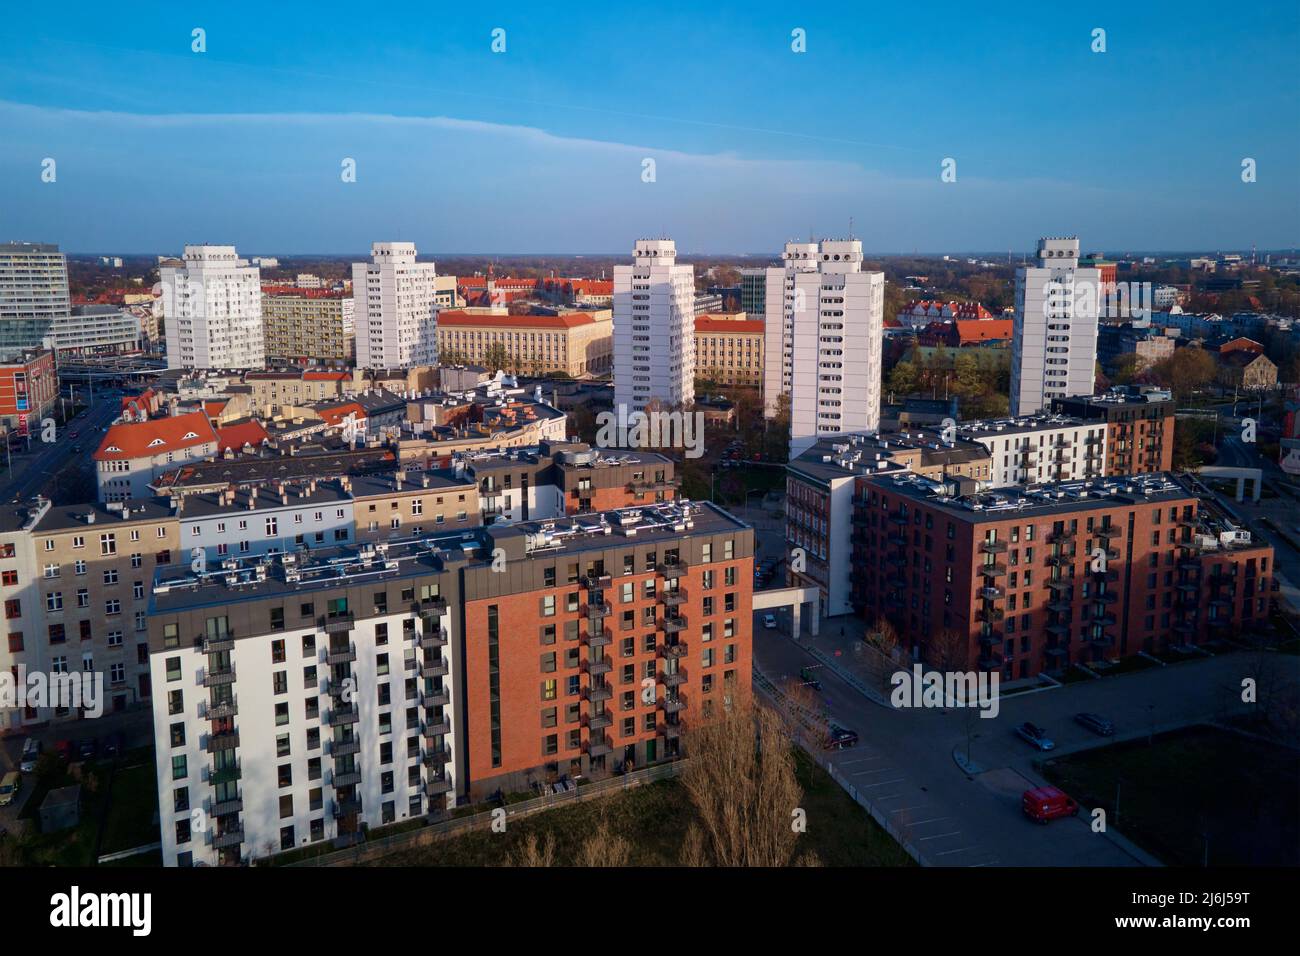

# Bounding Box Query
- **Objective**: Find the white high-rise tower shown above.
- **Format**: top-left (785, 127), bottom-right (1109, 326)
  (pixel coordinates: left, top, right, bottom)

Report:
top-left (613, 239), bottom-right (695, 412)
top-left (352, 242), bottom-right (440, 370)
top-left (760, 241), bottom-right (819, 418)
top-left (787, 239), bottom-right (884, 458)
top-left (1010, 237), bottom-right (1101, 415)
top-left (0, 242), bottom-right (70, 360)
top-left (162, 245), bottom-right (265, 370)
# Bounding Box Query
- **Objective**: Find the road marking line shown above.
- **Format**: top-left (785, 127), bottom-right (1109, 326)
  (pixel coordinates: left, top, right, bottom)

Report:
top-left (888, 805), bottom-right (927, 814)
top-left (918, 831), bottom-right (961, 841)
top-left (906, 816), bottom-right (950, 826)
top-left (850, 767), bottom-right (896, 776)
top-left (861, 778), bottom-right (905, 788)
top-left (935, 846), bottom-right (981, 856)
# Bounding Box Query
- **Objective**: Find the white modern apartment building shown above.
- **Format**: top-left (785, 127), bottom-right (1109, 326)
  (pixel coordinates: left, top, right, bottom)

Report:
top-left (956, 415), bottom-right (1108, 487)
top-left (0, 242), bottom-right (71, 361)
top-left (788, 239), bottom-right (884, 458)
top-left (352, 243), bottom-right (440, 371)
top-left (1009, 237), bottom-right (1101, 415)
top-left (162, 246), bottom-right (266, 370)
top-left (613, 239), bottom-right (695, 412)
top-left (148, 541), bottom-right (459, 866)
top-left (758, 241), bottom-right (819, 418)
top-left (45, 305), bottom-right (142, 356)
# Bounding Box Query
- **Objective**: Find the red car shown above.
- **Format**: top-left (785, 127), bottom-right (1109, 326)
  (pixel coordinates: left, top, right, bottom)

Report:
top-left (1022, 786), bottom-right (1079, 823)
top-left (54, 739), bottom-right (74, 763)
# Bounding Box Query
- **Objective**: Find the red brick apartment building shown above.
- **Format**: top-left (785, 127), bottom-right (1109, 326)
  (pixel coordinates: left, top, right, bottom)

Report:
top-left (851, 472), bottom-right (1273, 680)
top-left (461, 501), bottom-right (753, 797)
top-left (1052, 386), bottom-right (1175, 476)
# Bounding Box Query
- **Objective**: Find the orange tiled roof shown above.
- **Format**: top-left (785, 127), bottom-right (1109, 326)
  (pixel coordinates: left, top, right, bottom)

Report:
top-left (695, 317), bottom-right (764, 335)
top-left (214, 420), bottom-right (269, 453)
top-left (436, 310), bottom-right (600, 330)
top-left (953, 319), bottom-right (1014, 343)
top-left (93, 410), bottom-right (217, 461)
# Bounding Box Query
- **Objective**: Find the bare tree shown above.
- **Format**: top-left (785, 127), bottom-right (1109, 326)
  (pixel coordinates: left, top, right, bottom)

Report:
top-left (507, 831), bottom-right (557, 867)
top-left (679, 699), bottom-right (804, 866)
top-left (574, 814), bottom-right (633, 867)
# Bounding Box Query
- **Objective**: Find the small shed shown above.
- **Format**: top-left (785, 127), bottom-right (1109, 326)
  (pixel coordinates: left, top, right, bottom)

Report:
top-left (39, 784), bottom-right (81, 832)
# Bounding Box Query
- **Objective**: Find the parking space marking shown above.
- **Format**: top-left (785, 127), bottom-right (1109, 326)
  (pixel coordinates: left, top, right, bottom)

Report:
top-left (861, 778), bottom-right (905, 788)
top-left (917, 831), bottom-right (962, 841)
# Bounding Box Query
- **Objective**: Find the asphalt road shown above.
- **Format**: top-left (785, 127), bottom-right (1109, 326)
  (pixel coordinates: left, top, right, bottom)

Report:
top-left (755, 614), bottom-right (1297, 866)
top-left (0, 395), bottom-right (119, 503)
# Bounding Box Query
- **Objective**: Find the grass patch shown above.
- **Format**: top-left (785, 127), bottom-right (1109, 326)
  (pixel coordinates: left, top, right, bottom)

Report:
top-left (367, 753), bottom-right (913, 867)
top-left (1042, 725), bottom-right (1299, 867)
top-left (99, 762), bottom-right (160, 855)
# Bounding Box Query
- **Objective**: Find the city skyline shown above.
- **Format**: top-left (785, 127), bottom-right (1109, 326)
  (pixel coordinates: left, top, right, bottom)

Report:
top-left (1, 2), bottom-right (1296, 253)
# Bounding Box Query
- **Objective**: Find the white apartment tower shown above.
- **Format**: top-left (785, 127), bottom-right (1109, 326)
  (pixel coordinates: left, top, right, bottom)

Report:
top-left (613, 239), bottom-right (695, 412)
top-left (787, 239), bottom-right (884, 458)
top-left (162, 245), bottom-right (266, 370)
top-left (1010, 237), bottom-right (1102, 415)
top-left (352, 242), bottom-right (440, 371)
top-left (0, 242), bottom-right (71, 360)
top-left (760, 241), bottom-right (819, 418)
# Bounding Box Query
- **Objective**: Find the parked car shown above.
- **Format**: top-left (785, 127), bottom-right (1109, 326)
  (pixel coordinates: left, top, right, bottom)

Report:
top-left (1022, 786), bottom-right (1079, 823)
top-left (762, 614), bottom-right (777, 629)
top-left (1014, 722), bottom-right (1055, 751)
top-left (77, 737), bottom-right (98, 761)
top-left (18, 738), bottom-right (41, 773)
top-left (54, 739), bottom-right (74, 763)
top-left (102, 732), bottom-right (125, 758)
top-left (824, 723), bottom-right (859, 750)
top-left (0, 771), bottom-right (21, 807)
top-left (1074, 712), bottom-right (1115, 736)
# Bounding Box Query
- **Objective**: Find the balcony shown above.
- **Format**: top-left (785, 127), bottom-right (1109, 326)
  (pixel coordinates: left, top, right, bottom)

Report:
top-left (1046, 622), bottom-right (1070, 636)
top-left (662, 590), bottom-right (686, 608)
top-left (585, 658), bottom-right (612, 676)
top-left (206, 730), bottom-right (240, 753)
top-left (585, 740), bottom-right (612, 758)
top-left (585, 601), bottom-right (610, 621)
top-left (202, 697), bottom-right (238, 720)
top-left (887, 533), bottom-right (907, 548)
top-left (210, 827), bottom-right (244, 850)
top-left (662, 640), bottom-right (687, 658)
top-left (326, 642), bottom-right (357, 665)
top-left (1095, 590), bottom-right (1119, 604)
top-left (210, 795), bottom-right (243, 817)
top-left (201, 664), bottom-right (236, 688)
top-left (662, 669), bottom-right (686, 688)
top-left (332, 769), bottom-right (363, 788)
top-left (586, 684), bottom-right (613, 702)
top-left (979, 539), bottom-right (1007, 554)
top-left (976, 607), bottom-right (1004, 623)
top-left (662, 616), bottom-right (686, 635)
top-left (978, 563), bottom-right (1007, 578)
top-left (851, 511), bottom-right (870, 527)
top-left (663, 722), bottom-right (683, 739)
top-left (1091, 613), bottom-right (1117, 627)
top-left (584, 627), bottom-right (612, 648)
top-left (1045, 553), bottom-right (1072, 567)
top-left (422, 746), bottom-right (451, 766)
top-left (889, 511), bottom-right (908, 525)
top-left (208, 762), bottom-right (242, 785)
top-left (419, 629), bottom-right (448, 650)
top-left (333, 798), bottom-right (362, 819)
top-left (422, 717), bottom-right (451, 738)
top-left (977, 631), bottom-right (1003, 647)
top-left (327, 706), bottom-right (360, 727)
top-left (329, 738), bottom-right (361, 757)
top-left (1088, 632), bottom-right (1115, 647)
top-left (657, 558), bottom-right (687, 578)
top-left (425, 775), bottom-right (453, 797)
top-left (420, 656), bottom-right (449, 679)
top-left (321, 612), bottom-right (356, 634)
top-left (1046, 577), bottom-right (1072, 591)
top-left (977, 654), bottom-right (1004, 672)
top-left (421, 688), bottom-right (450, 708)
top-left (201, 632), bottom-right (235, 655)
top-left (661, 695), bottom-right (686, 714)
top-left (979, 585), bottom-right (1004, 600)
top-left (418, 595), bottom-right (449, 615)
top-left (587, 713), bottom-right (612, 730)
top-left (583, 573), bottom-right (613, 590)
top-left (1095, 525), bottom-right (1120, 539)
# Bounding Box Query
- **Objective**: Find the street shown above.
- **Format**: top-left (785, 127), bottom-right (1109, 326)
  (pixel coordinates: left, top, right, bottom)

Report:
top-left (0, 394), bottom-right (119, 503)
top-left (753, 610), bottom-right (1298, 866)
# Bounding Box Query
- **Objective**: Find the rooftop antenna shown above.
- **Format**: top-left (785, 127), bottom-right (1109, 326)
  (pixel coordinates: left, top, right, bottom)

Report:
top-left (849, 217), bottom-right (855, 241)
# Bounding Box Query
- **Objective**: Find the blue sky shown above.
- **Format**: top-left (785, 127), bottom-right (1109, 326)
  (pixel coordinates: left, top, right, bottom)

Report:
top-left (0, 1), bottom-right (1295, 254)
